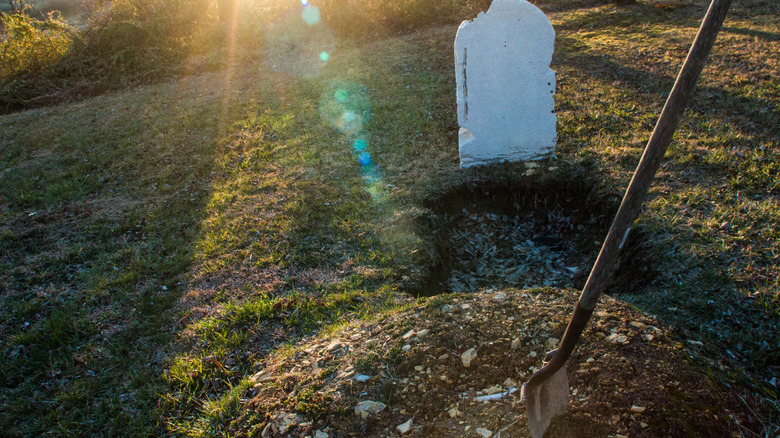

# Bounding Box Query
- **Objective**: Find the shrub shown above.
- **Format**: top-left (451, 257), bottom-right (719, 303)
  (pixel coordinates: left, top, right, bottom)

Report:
top-left (0, 11), bottom-right (74, 80)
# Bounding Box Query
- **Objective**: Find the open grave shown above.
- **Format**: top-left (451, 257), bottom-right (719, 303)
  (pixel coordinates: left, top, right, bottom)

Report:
top-left (407, 166), bottom-right (657, 298)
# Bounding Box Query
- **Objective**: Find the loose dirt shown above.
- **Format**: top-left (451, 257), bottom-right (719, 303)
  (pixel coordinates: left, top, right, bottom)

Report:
top-left (237, 288), bottom-right (761, 437)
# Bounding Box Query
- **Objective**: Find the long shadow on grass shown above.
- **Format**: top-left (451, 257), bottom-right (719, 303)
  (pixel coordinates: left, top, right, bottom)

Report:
top-left (0, 73), bottom-right (256, 435)
top-left (555, 35), bottom-right (779, 146)
top-left (722, 26), bottom-right (780, 42)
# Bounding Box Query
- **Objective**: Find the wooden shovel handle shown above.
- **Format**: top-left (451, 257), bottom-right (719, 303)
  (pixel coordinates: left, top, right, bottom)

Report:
top-left (526, 0), bottom-right (732, 391)
top-left (579, 0), bottom-right (732, 310)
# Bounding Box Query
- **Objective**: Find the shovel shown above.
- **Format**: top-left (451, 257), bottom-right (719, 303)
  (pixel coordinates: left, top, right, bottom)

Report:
top-left (521, 0), bottom-right (732, 436)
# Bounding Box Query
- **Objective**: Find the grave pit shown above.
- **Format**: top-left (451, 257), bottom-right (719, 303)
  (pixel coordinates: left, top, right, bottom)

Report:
top-left (408, 171), bottom-right (656, 297)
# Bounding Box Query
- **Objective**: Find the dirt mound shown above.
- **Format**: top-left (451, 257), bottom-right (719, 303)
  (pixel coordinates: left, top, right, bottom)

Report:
top-left (236, 289), bottom-right (759, 437)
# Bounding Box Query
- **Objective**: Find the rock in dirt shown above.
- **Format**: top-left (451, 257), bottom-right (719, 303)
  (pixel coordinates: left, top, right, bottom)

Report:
top-left (261, 412), bottom-right (302, 437)
top-left (354, 401), bottom-right (387, 419)
top-left (396, 418), bottom-right (413, 434)
top-left (251, 370), bottom-right (273, 385)
top-left (314, 431), bottom-right (329, 438)
top-left (461, 347), bottom-right (478, 367)
top-left (475, 427), bottom-right (493, 437)
top-left (630, 405), bottom-right (647, 413)
top-left (326, 340), bottom-right (343, 352)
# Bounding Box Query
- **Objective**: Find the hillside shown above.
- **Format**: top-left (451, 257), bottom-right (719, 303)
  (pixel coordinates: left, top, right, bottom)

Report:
top-left (0, 1), bottom-right (778, 436)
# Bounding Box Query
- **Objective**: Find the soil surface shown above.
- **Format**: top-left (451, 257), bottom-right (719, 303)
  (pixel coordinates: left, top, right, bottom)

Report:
top-left (237, 289), bottom-right (761, 437)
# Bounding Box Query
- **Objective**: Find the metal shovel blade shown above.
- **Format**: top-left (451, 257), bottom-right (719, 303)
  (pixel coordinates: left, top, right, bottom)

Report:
top-left (523, 366), bottom-right (569, 438)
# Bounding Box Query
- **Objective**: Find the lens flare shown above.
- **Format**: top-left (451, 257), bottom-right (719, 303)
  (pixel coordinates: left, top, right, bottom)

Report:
top-left (265, 9), bottom-right (336, 78)
top-left (352, 139), bottom-right (367, 151)
top-left (334, 89), bottom-right (349, 102)
top-left (320, 81), bottom-right (388, 207)
top-left (358, 152), bottom-right (372, 166)
top-left (319, 81), bottom-right (370, 134)
top-left (301, 0), bottom-right (308, 5)
top-left (301, 6), bottom-right (320, 25)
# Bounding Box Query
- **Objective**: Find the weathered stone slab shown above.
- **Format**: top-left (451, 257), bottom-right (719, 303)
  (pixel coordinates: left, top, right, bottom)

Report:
top-left (455, 0), bottom-right (557, 168)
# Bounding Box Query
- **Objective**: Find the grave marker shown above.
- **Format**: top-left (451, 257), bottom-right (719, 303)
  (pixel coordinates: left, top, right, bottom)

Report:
top-left (455, 0), bottom-right (557, 168)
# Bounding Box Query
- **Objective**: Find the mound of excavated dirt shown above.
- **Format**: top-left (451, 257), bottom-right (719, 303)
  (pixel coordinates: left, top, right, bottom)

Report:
top-left (238, 289), bottom-right (760, 437)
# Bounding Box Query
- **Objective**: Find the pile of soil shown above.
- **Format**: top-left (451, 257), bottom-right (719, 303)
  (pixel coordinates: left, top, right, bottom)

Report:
top-left (236, 289), bottom-right (761, 437)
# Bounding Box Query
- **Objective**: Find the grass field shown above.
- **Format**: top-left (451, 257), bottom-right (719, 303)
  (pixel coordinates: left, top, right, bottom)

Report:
top-left (0, 0), bottom-right (778, 435)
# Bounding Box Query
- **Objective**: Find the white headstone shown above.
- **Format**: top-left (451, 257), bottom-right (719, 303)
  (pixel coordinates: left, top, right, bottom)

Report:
top-left (455, 0), bottom-right (557, 168)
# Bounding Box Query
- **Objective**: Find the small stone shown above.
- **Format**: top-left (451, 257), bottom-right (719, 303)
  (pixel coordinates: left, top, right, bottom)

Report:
top-left (630, 321), bottom-right (647, 329)
top-left (629, 405), bottom-right (646, 414)
top-left (326, 341), bottom-right (343, 352)
top-left (355, 374), bottom-right (371, 382)
top-left (416, 329), bottom-right (430, 338)
top-left (640, 422), bottom-right (649, 428)
top-left (493, 292), bottom-right (507, 300)
top-left (607, 334), bottom-right (628, 344)
top-left (547, 337), bottom-right (559, 348)
top-left (354, 401), bottom-right (387, 419)
top-left (586, 357), bottom-right (595, 363)
top-left (448, 407), bottom-right (460, 418)
top-left (476, 427), bottom-right (493, 438)
top-left (402, 330), bottom-right (416, 340)
top-left (396, 418), bottom-right (413, 434)
top-left (461, 348), bottom-right (478, 368)
top-left (314, 431), bottom-right (329, 438)
top-left (251, 370), bottom-right (273, 384)
top-left (439, 353), bottom-right (449, 361)
top-left (402, 344), bottom-right (412, 352)
top-left (511, 339), bottom-right (520, 349)
top-left (529, 351), bottom-right (537, 358)
top-left (414, 365), bottom-right (424, 372)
